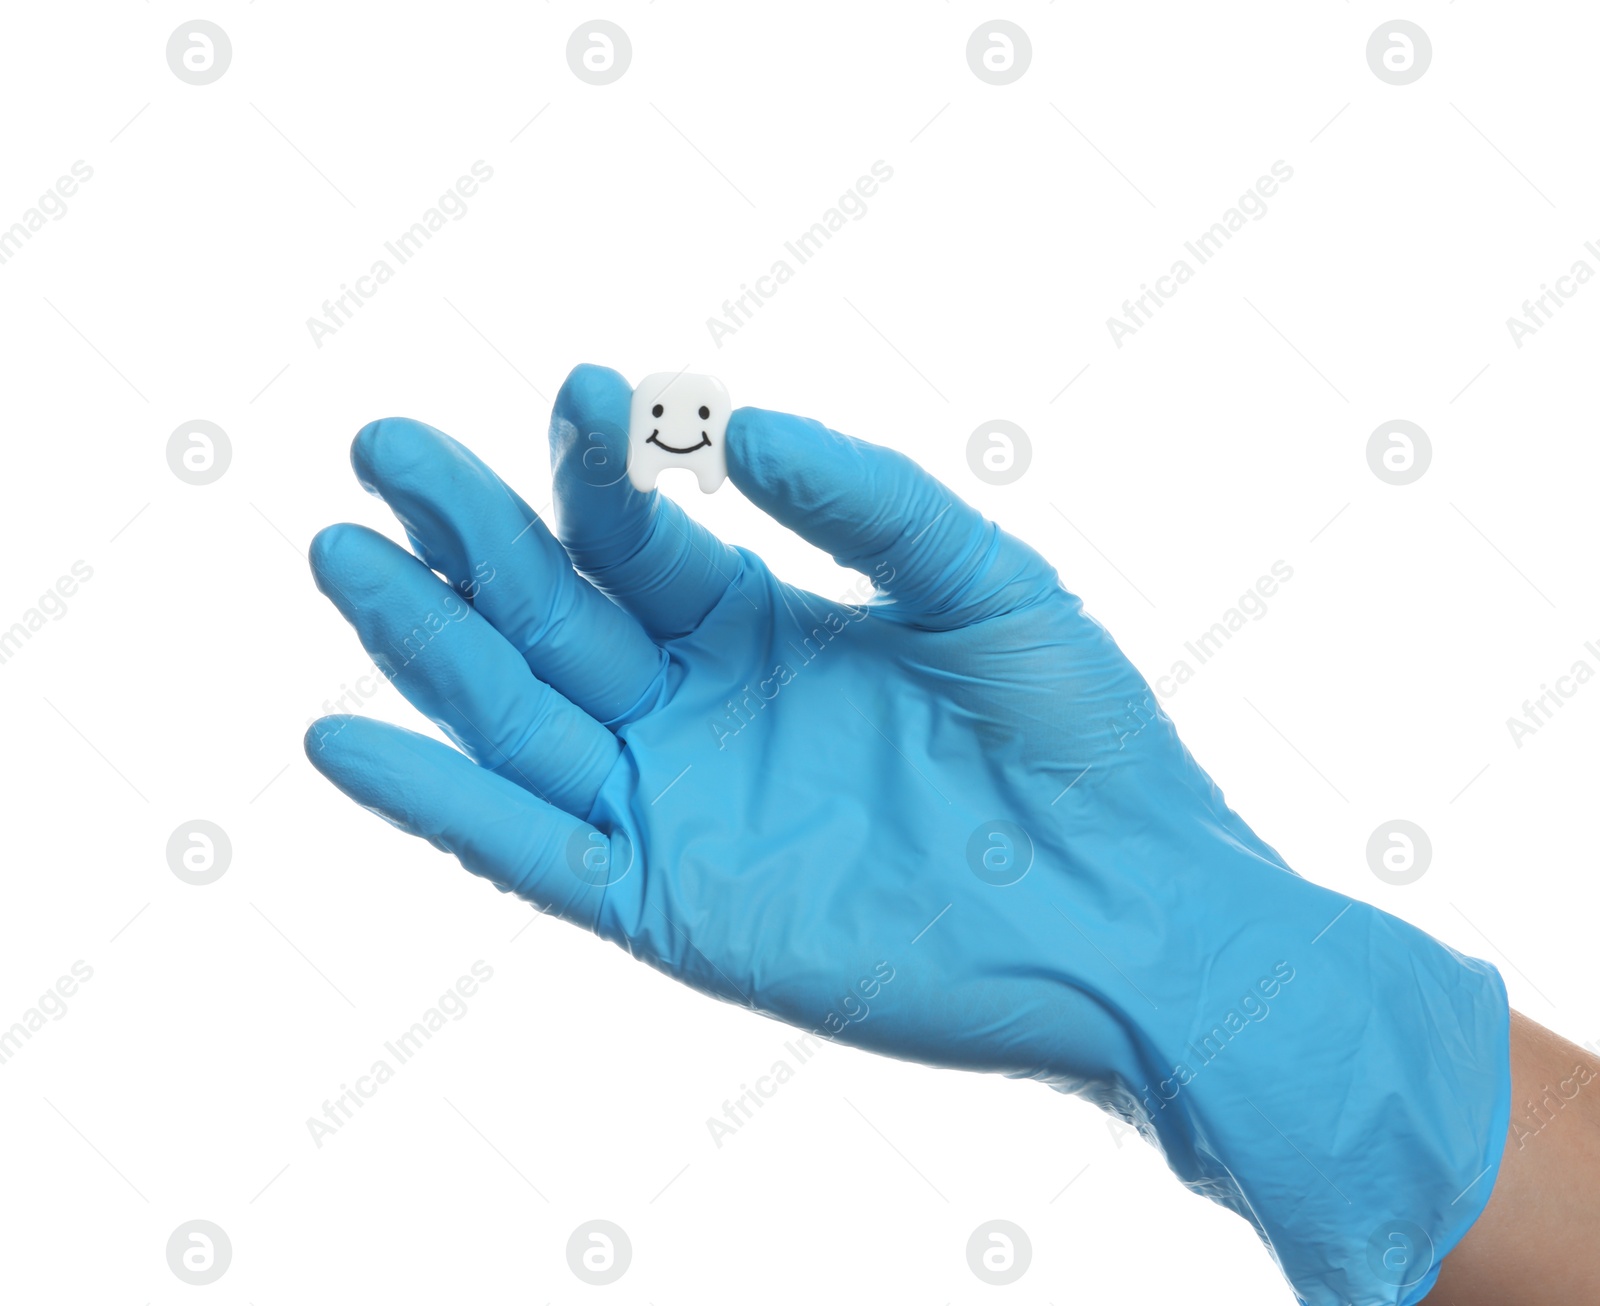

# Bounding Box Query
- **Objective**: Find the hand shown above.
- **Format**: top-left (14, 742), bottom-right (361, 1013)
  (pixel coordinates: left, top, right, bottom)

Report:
top-left (306, 364), bottom-right (1509, 1306)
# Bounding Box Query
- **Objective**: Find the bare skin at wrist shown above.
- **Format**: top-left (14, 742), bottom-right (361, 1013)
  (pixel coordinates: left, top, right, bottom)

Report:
top-left (1425, 1010), bottom-right (1600, 1304)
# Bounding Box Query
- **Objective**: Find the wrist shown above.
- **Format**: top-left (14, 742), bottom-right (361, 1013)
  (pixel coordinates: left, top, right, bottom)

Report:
top-left (1425, 1012), bottom-right (1600, 1304)
top-left (1077, 836), bottom-right (1514, 1306)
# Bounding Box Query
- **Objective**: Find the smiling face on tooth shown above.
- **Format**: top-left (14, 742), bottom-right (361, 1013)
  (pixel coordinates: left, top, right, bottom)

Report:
top-left (628, 373), bottom-right (731, 493)
top-left (646, 400), bottom-right (712, 454)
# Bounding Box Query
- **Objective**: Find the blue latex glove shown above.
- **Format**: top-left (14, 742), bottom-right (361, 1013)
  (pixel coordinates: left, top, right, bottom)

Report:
top-left (306, 364), bottom-right (1510, 1306)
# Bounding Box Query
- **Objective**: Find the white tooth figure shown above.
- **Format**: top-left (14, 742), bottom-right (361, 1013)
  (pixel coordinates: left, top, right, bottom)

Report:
top-left (627, 372), bottom-right (731, 493)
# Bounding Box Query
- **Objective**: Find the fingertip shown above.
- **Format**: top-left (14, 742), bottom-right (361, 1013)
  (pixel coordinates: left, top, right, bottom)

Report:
top-left (551, 365), bottom-right (633, 474)
top-left (298, 715), bottom-right (595, 913)
top-left (553, 363), bottom-right (632, 429)
top-left (350, 416), bottom-right (443, 498)
top-left (304, 714), bottom-right (359, 767)
top-left (307, 521), bottom-right (385, 605)
top-left (725, 406), bottom-right (866, 519)
top-left (308, 521), bottom-right (354, 585)
top-left (550, 365), bottom-right (639, 503)
top-left (301, 716), bottom-right (451, 847)
top-left (302, 716), bottom-right (424, 813)
top-left (350, 417), bottom-right (399, 486)
top-left (724, 405), bottom-right (785, 480)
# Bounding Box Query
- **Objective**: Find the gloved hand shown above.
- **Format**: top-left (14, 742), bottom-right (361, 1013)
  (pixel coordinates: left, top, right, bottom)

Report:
top-left (305, 363), bottom-right (1510, 1306)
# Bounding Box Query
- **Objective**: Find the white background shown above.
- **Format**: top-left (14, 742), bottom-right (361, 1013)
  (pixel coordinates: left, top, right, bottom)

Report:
top-left (2, 3), bottom-right (1596, 1302)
